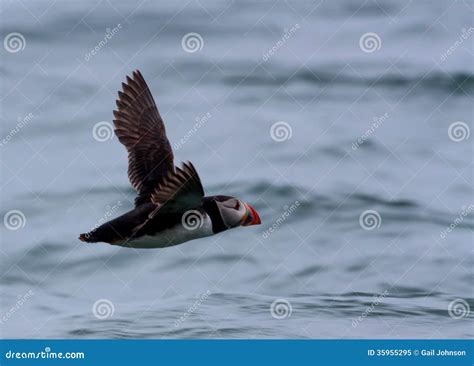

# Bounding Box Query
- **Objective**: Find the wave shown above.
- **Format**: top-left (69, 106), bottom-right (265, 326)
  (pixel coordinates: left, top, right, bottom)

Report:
top-left (57, 291), bottom-right (474, 338)
top-left (221, 66), bottom-right (474, 94)
top-left (231, 182), bottom-right (474, 230)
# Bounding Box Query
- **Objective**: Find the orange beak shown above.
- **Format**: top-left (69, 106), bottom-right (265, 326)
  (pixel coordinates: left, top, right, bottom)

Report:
top-left (242, 203), bottom-right (262, 226)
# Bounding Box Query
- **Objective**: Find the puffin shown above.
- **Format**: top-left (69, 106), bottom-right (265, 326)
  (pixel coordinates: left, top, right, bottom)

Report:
top-left (79, 70), bottom-right (261, 248)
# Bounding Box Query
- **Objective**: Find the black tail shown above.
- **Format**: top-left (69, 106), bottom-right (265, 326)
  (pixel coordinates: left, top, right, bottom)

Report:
top-left (78, 204), bottom-right (156, 244)
top-left (79, 232), bottom-right (98, 243)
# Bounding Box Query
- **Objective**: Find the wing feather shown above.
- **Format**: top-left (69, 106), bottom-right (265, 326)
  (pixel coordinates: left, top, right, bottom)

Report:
top-left (113, 70), bottom-right (174, 206)
top-left (151, 161), bottom-right (204, 212)
top-left (128, 162), bottom-right (205, 238)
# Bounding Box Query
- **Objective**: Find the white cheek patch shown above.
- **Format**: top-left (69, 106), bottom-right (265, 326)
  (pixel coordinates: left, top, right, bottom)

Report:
top-left (217, 202), bottom-right (246, 228)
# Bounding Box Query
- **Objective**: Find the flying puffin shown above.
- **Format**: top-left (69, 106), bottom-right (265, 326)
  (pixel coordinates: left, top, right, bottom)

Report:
top-left (79, 70), bottom-right (261, 248)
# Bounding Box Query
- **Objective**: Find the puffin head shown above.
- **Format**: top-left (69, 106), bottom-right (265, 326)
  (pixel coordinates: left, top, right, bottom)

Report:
top-left (203, 195), bottom-right (261, 233)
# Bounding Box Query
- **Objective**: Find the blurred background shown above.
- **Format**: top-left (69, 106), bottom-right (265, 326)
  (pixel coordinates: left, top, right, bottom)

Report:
top-left (0, 0), bottom-right (472, 338)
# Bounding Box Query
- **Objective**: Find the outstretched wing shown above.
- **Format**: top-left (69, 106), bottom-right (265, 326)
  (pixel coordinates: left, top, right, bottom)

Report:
top-left (113, 70), bottom-right (174, 206)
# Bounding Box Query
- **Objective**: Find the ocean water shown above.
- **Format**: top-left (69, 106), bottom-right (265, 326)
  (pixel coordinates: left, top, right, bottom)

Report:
top-left (1, 0), bottom-right (473, 339)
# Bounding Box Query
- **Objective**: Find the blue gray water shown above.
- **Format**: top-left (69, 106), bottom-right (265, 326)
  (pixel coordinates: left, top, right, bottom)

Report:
top-left (1, 0), bottom-right (473, 339)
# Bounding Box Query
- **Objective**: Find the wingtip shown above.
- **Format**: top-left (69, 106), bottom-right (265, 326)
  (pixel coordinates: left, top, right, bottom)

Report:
top-left (185, 161), bottom-right (198, 175)
top-left (132, 69), bottom-right (142, 80)
top-left (120, 70), bottom-right (141, 87)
